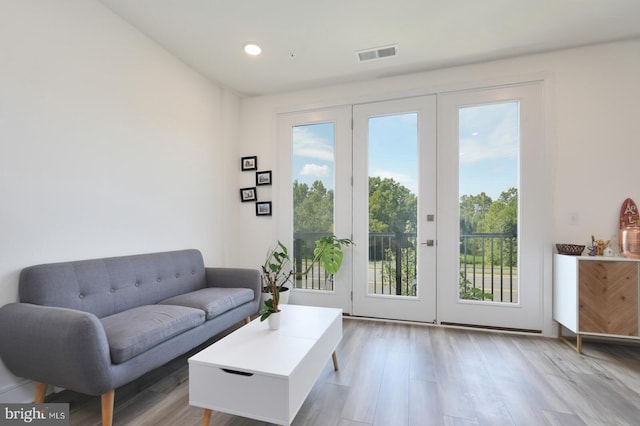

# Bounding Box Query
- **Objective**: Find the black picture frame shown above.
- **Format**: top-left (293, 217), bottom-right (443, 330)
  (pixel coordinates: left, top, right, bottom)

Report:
top-left (256, 170), bottom-right (272, 186)
top-left (256, 201), bottom-right (272, 216)
top-left (241, 156), bottom-right (257, 171)
top-left (240, 187), bottom-right (257, 202)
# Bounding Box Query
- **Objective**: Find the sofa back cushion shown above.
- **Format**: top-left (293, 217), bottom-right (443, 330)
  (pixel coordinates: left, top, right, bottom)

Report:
top-left (19, 250), bottom-right (207, 318)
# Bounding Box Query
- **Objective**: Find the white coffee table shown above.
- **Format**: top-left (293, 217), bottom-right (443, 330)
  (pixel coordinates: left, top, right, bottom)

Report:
top-left (188, 304), bottom-right (342, 425)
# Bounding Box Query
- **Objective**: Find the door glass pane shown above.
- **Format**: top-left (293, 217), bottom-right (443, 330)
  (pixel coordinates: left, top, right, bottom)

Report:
top-left (458, 102), bottom-right (519, 303)
top-left (292, 122), bottom-right (335, 291)
top-left (368, 113), bottom-right (418, 297)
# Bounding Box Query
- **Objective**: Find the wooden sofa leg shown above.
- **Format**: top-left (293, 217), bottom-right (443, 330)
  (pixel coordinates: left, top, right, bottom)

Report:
top-left (34, 382), bottom-right (47, 403)
top-left (101, 390), bottom-right (115, 426)
top-left (202, 408), bottom-right (212, 426)
top-left (244, 316), bottom-right (251, 325)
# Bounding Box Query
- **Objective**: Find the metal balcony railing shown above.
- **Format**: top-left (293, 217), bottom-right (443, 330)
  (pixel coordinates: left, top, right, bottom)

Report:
top-left (293, 232), bottom-right (334, 290)
top-left (459, 233), bottom-right (518, 303)
top-left (293, 232), bottom-right (518, 303)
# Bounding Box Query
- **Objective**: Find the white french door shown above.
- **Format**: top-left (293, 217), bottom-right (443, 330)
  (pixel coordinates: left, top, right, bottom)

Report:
top-left (352, 96), bottom-right (437, 322)
top-left (437, 82), bottom-right (546, 331)
top-left (276, 82), bottom-right (547, 330)
top-left (276, 107), bottom-right (352, 312)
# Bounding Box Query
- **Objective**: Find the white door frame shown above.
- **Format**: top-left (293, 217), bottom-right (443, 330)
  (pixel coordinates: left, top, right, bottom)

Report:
top-left (437, 82), bottom-right (548, 331)
top-left (275, 106), bottom-right (353, 312)
top-left (352, 95), bottom-right (437, 322)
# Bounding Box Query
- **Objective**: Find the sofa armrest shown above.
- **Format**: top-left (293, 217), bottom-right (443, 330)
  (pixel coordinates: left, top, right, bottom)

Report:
top-left (0, 303), bottom-right (114, 395)
top-left (205, 267), bottom-right (261, 301)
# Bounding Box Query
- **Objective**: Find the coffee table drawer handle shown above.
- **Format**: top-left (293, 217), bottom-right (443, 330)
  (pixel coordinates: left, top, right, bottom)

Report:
top-left (221, 368), bottom-right (254, 377)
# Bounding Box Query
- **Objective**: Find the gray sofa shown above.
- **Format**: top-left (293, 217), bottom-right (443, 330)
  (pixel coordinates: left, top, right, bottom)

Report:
top-left (0, 249), bottom-right (260, 426)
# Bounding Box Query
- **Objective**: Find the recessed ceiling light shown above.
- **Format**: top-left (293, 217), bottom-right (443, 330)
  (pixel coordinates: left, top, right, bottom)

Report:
top-left (243, 42), bottom-right (262, 56)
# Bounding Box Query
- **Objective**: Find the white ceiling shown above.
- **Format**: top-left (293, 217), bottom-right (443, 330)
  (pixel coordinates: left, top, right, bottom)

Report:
top-left (98, 0), bottom-right (640, 97)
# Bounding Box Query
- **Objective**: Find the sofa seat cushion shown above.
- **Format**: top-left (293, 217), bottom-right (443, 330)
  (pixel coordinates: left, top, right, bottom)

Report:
top-left (100, 305), bottom-right (205, 364)
top-left (158, 287), bottom-right (254, 321)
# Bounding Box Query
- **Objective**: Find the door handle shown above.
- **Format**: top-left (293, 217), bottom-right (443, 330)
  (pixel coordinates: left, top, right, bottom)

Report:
top-left (421, 240), bottom-right (435, 246)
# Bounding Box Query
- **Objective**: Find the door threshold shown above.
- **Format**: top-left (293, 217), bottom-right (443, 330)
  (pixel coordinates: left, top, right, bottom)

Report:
top-left (344, 315), bottom-right (542, 335)
top-left (441, 321), bottom-right (542, 334)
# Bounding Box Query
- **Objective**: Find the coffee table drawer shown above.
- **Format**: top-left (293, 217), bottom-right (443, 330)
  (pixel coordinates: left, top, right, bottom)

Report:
top-left (190, 364), bottom-right (288, 424)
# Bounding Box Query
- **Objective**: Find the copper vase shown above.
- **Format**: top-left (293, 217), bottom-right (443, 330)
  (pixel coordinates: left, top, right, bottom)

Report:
top-left (619, 225), bottom-right (640, 259)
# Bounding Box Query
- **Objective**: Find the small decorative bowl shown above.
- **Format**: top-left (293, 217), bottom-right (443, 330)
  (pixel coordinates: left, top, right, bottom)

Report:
top-left (556, 244), bottom-right (585, 256)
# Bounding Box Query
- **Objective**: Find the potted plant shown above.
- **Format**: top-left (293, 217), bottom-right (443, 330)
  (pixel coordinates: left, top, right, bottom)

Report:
top-left (260, 235), bottom-right (353, 325)
top-left (259, 241), bottom-right (293, 327)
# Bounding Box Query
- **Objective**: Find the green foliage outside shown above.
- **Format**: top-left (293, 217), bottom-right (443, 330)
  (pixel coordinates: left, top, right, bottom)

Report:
top-left (459, 187), bottom-right (518, 301)
top-left (460, 188), bottom-right (517, 235)
top-left (459, 187), bottom-right (518, 269)
top-left (368, 176), bottom-right (417, 233)
top-left (294, 177), bottom-right (418, 293)
top-left (367, 177), bottom-right (418, 295)
top-left (293, 177), bottom-right (418, 234)
top-left (459, 271), bottom-right (494, 301)
top-left (293, 180), bottom-right (334, 232)
top-left (293, 177), bottom-right (518, 300)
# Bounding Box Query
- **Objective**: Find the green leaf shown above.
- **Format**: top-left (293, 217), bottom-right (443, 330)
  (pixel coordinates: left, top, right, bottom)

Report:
top-left (260, 311), bottom-right (271, 321)
top-left (277, 240), bottom-right (288, 256)
top-left (313, 235), bottom-right (352, 275)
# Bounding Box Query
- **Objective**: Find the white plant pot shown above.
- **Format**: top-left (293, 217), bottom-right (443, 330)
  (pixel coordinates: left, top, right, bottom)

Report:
top-left (260, 287), bottom-right (290, 306)
top-left (267, 311), bottom-right (281, 330)
top-left (279, 287), bottom-right (290, 304)
top-left (260, 291), bottom-right (271, 308)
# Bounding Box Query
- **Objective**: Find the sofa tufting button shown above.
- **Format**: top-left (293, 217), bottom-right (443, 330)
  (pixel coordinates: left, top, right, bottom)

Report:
top-left (110, 288), bottom-right (115, 293)
top-left (79, 294), bottom-right (84, 299)
top-left (156, 278), bottom-right (161, 283)
top-left (135, 282), bottom-right (140, 287)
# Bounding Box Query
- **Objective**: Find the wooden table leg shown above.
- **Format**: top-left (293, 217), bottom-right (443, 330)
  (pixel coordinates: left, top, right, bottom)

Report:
top-left (332, 351), bottom-right (339, 370)
top-left (202, 408), bottom-right (212, 426)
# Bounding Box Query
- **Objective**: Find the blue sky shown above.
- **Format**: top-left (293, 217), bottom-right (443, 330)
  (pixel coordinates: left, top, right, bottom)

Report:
top-left (292, 123), bottom-right (336, 189)
top-left (458, 102), bottom-right (519, 200)
top-left (292, 102), bottom-right (519, 201)
top-left (368, 114), bottom-right (419, 193)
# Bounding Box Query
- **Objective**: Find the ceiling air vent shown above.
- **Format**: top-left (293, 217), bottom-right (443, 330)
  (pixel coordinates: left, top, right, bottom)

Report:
top-left (356, 45), bottom-right (398, 62)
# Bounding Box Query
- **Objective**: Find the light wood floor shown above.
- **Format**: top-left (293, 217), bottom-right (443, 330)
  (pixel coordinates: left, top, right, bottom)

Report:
top-left (47, 318), bottom-right (640, 425)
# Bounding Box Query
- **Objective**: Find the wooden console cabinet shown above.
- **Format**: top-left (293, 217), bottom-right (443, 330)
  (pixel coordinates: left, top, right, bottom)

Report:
top-left (553, 254), bottom-right (640, 352)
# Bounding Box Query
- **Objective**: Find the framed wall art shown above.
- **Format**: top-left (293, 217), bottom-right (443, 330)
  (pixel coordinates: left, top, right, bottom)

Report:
top-left (240, 187), bottom-right (257, 202)
top-left (256, 170), bottom-right (272, 186)
top-left (256, 201), bottom-right (272, 216)
top-left (241, 156), bottom-right (257, 171)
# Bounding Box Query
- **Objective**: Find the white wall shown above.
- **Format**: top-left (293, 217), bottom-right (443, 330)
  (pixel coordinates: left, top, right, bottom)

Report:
top-left (235, 38), bottom-right (640, 332)
top-left (0, 0), bottom-right (237, 400)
